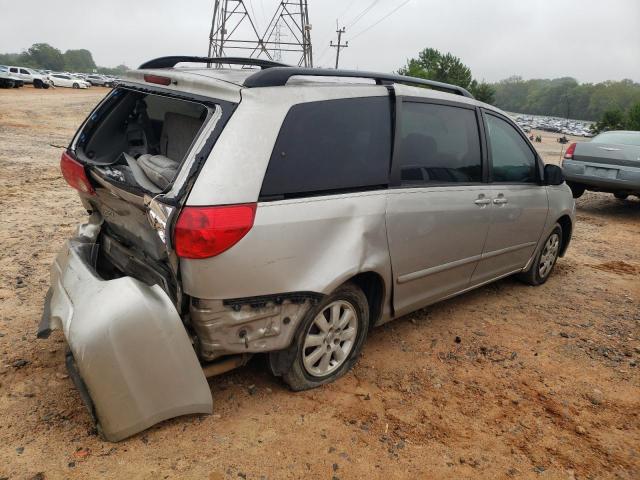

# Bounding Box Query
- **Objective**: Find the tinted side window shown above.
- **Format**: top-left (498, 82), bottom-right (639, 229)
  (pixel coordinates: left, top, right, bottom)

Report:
top-left (397, 102), bottom-right (482, 185)
top-left (486, 114), bottom-right (537, 183)
top-left (260, 97), bottom-right (391, 198)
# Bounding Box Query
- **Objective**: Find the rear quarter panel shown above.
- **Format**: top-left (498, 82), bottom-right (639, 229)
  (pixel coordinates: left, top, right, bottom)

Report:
top-left (179, 191), bottom-right (392, 310)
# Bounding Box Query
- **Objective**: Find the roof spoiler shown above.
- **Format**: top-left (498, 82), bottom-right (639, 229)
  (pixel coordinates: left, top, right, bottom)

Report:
top-left (138, 56), bottom-right (289, 70)
top-left (136, 57), bottom-right (474, 99)
top-left (243, 67), bottom-right (475, 98)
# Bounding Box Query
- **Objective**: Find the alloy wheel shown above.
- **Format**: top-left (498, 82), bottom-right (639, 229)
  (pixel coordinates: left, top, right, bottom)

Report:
top-left (302, 300), bottom-right (358, 378)
top-left (539, 233), bottom-right (560, 279)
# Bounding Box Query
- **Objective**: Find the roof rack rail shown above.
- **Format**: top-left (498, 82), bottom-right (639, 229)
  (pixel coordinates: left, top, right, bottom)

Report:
top-left (243, 67), bottom-right (474, 98)
top-left (138, 56), bottom-right (289, 70)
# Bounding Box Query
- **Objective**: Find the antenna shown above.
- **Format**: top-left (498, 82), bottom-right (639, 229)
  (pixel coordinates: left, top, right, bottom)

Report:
top-left (208, 0), bottom-right (313, 67)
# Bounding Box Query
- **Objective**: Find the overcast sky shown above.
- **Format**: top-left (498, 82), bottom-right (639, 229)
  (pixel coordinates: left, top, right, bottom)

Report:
top-left (1, 0), bottom-right (638, 82)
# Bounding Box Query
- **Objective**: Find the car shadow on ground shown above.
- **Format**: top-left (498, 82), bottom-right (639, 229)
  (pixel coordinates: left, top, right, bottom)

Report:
top-left (576, 194), bottom-right (639, 219)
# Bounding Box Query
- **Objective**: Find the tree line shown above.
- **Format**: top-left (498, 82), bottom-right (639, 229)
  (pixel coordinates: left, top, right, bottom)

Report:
top-left (493, 76), bottom-right (640, 123)
top-left (398, 48), bottom-right (640, 131)
top-left (0, 43), bottom-right (129, 76)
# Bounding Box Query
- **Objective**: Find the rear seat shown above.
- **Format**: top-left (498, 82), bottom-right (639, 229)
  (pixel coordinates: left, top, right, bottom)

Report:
top-left (138, 112), bottom-right (203, 190)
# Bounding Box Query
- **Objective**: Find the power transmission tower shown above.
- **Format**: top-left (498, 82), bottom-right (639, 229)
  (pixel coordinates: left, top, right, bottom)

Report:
top-left (330, 26), bottom-right (348, 69)
top-left (272, 21), bottom-right (285, 62)
top-left (208, 1), bottom-right (313, 67)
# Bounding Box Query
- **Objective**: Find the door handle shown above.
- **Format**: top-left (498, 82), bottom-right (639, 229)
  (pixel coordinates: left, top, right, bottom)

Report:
top-left (474, 198), bottom-right (492, 206)
top-left (493, 197), bottom-right (508, 205)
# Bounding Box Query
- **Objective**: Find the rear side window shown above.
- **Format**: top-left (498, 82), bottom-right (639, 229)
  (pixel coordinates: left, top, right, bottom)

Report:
top-left (397, 102), bottom-right (482, 185)
top-left (485, 113), bottom-right (537, 183)
top-left (260, 97), bottom-right (391, 199)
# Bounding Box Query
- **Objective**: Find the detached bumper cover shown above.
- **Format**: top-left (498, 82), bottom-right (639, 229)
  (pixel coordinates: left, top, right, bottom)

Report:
top-left (39, 215), bottom-right (212, 441)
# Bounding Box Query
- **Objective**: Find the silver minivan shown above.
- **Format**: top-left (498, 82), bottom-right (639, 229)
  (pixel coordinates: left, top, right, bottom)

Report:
top-left (39, 57), bottom-right (575, 441)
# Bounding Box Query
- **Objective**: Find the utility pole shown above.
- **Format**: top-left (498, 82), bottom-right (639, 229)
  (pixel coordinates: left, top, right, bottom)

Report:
top-left (330, 26), bottom-right (348, 69)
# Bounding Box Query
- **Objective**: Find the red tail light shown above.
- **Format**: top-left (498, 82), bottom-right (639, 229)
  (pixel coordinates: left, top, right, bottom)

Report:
top-left (60, 151), bottom-right (95, 195)
top-left (564, 143), bottom-right (577, 160)
top-left (143, 74), bottom-right (172, 86)
top-left (174, 204), bottom-right (257, 259)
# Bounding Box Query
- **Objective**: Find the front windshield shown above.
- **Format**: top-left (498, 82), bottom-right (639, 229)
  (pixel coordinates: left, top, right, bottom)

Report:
top-left (592, 132), bottom-right (640, 147)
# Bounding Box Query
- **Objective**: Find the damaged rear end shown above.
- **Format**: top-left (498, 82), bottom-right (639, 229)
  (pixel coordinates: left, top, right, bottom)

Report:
top-left (39, 71), bottom-right (238, 441)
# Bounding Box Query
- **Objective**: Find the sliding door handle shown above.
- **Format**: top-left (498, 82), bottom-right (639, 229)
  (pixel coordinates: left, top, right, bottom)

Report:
top-left (474, 198), bottom-right (492, 206)
top-left (493, 198), bottom-right (508, 205)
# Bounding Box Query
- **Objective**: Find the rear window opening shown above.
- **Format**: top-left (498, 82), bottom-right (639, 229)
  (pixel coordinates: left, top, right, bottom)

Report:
top-left (75, 88), bottom-right (211, 193)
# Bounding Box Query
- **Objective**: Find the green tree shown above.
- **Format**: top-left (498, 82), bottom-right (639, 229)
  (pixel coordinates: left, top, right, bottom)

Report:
top-left (63, 49), bottom-right (96, 72)
top-left (592, 109), bottom-right (626, 134)
top-left (469, 80), bottom-right (496, 104)
top-left (492, 77), bottom-right (640, 121)
top-left (0, 52), bottom-right (22, 65)
top-left (97, 64), bottom-right (130, 76)
top-left (23, 43), bottom-right (65, 71)
top-left (398, 47), bottom-right (497, 103)
top-left (625, 102), bottom-right (640, 131)
top-left (399, 48), bottom-right (473, 89)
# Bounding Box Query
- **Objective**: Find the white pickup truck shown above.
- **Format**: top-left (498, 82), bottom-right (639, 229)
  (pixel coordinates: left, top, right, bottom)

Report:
top-left (0, 65), bottom-right (24, 88)
top-left (7, 66), bottom-right (52, 88)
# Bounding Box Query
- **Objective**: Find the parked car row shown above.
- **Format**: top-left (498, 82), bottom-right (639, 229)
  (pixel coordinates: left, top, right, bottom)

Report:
top-left (0, 65), bottom-right (119, 89)
top-left (513, 113), bottom-right (594, 137)
top-left (0, 65), bottom-right (51, 88)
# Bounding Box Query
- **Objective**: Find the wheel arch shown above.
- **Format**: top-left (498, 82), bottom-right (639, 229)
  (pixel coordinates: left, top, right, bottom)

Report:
top-left (342, 271), bottom-right (386, 329)
top-left (556, 215), bottom-right (572, 257)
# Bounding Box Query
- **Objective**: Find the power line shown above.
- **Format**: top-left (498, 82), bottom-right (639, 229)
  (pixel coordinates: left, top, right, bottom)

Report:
top-left (346, 0), bottom-right (381, 29)
top-left (337, 0), bottom-right (357, 22)
top-left (351, 0), bottom-right (411, 40)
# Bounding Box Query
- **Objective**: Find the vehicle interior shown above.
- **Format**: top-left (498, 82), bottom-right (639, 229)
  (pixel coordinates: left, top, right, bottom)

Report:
top-left (76, 89), bottom-right (209, 192)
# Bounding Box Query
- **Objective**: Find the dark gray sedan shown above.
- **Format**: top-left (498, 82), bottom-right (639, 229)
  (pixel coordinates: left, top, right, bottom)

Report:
top-left (562, 131), bottom-right (640, 199)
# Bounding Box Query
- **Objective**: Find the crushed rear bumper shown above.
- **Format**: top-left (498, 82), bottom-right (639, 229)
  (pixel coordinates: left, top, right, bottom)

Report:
top-left (38, 213), bottom-right (212, 442)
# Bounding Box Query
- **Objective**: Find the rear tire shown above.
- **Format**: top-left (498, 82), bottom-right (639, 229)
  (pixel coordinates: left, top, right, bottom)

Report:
top-left (568, 182), bottom-right (585, 199)
top-left (72, 83), bottom-right (79, 89)
top-left (270, 283), bottom-right (369, 392)
top-left (614, 193), bottom-right (628, 200)
top-left (517, 225), bottom-right (563, 286)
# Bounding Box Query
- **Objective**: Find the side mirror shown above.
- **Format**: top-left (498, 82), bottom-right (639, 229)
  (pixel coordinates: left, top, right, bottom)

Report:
top-left (544, 164), bottom-right (564, 186)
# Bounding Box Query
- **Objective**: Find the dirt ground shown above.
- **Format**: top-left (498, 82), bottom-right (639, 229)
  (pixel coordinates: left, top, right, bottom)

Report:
top-left (0, 86), bottom-right (638, 480)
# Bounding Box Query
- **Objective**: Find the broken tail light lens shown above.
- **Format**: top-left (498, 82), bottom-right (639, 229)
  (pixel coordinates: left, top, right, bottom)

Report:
top-left (564, 143), bottom-right (577, 160)
top-left (60, 151), bottom-right (95, 195)
top-left (174, 204), bottom-right (257, 259)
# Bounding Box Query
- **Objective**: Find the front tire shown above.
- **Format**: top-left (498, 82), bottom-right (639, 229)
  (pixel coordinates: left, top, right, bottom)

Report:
top-left (518, 225), bottom-right (563, 286)
top-left (72, 83), bottom-right (79, 89)
top-left (271, 283), bottom-right (369, 391)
